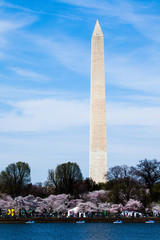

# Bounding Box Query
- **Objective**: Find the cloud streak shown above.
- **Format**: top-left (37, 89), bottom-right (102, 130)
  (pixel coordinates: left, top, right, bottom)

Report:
top-left (32, 35), bottom-right (90, 75)
top-left (107, 49), bottom-right (160, 94)
top-left (0, 3), bottom-right (37, 62)
top-left (107, 102), bottom-right (160, 126)
top-left (0, 98), bottom-right (160, 133)
top-left (10, 67), bottom-right (50, 82)
top-left (1, 1), bottom-right (84, 20)
top-left (58, 0), bottom-right (160, 42)
top-left (0, 98), bottom-right (90, 132)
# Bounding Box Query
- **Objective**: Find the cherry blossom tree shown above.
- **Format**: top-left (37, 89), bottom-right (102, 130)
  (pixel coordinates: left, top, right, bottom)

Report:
top-left (109, 204), bottom-right (123, 214)
top-left (81, 190), bottom-right (107, 203)
top-left (124, 199), bottom-right (143, 211)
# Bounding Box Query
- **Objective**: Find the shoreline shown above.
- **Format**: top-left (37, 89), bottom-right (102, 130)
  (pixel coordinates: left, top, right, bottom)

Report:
top-left (0, 217), bottom-right (160, 224)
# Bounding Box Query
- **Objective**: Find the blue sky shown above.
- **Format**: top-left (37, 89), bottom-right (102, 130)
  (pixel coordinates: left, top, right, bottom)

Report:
top-left (0, 0), bottom-right (160, 183)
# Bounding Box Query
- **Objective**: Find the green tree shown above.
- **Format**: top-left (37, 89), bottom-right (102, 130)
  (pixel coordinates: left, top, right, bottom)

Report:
top-left (0, 162), bottom-right (31, 197)
top-left (134, 159), bottom-right (160, 189)
top-left (73, 178), bottom-right (100, 195)
top-left (106, 165), bottom-right (132, 181)
top-left (150, 182), bottom-right (160, 202)
top-left (106, 177), bottom-right (142, 204)
top-left (105, 161), bottom-right (160, 205)
top-left (47, 162), bottom-right (83, 194)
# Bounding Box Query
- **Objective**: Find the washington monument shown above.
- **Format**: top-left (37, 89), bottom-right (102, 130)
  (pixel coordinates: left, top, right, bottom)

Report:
top-left (89, 20), bottom-right (107, 183)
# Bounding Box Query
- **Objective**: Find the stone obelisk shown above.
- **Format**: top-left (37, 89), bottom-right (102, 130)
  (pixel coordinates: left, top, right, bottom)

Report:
top-left (89, 20), bottom-right (107, 183)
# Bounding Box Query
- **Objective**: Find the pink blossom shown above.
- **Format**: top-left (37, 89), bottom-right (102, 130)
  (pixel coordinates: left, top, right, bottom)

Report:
top-left (110, 204), bottom-right (123, 214)
top-left (81, 190), bottom-right (108, 203)
top-left (124, 199), bottom-right (143, 211)
top-left (77, 202), bottom-right (97, 212)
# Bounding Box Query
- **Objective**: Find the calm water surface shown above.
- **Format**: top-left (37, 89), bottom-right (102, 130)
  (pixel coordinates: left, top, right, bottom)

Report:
top-left (0, 223), bottom-right (159, 240)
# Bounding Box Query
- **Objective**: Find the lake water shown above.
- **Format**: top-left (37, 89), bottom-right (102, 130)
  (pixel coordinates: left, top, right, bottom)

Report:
top-left (0, 223), bottom-right (159, 240)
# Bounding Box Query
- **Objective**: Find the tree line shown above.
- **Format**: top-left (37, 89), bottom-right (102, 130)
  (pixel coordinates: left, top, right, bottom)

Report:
top-left (0, 159), bottom-right (160, 206)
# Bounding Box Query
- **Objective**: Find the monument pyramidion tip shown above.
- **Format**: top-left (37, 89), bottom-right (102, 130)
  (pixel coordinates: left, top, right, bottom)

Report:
top-left (92, 20), bottom-right (103, 36)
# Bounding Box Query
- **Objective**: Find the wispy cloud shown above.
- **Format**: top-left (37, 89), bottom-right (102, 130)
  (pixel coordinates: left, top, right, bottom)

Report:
top-left (1, 97), bottom-right (160, 133)
top-left (0, 85), bottom-right (86, 101)
top-left (33, 35), bottom-right (90, 75)
top-left (0, 17), bottom-right (34, 33)
top-left (110, 95), bottom-right (160, 107)
top-left (107, 49), bottom-right (160, 94)
top-left (1, 1), bottom-right (44, 14)
top-left (1, 1), bottom-right (84, 20)
top-left (0, 7), bottom-right (37, 33)
top-left (10, 67), bottom-right (50, 82)
top-left (0, 2), bottom-right (37, 59)
top-left (59, 0), bottom-right (160, 42)
top-left (0, 98), bottom-right (90, 132)
top-left (107, 102), bottom-right (160, 127)
top-left (0, 0), bottom-right (90, 76)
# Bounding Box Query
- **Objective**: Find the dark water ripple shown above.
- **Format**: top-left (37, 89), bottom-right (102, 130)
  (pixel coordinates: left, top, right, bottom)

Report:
top-left (0, 223), bottom-right (160, 240)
